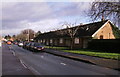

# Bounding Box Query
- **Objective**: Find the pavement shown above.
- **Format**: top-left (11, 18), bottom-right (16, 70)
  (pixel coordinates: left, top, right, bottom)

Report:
top-left (44, 48), bottom-right (120, 71)
top-left (2, 44), bottom-right (35, 76)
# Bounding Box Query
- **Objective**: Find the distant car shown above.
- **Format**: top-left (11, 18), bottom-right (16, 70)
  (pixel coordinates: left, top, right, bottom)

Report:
top-left (7, 41), bottom-right (12, 45)
top-left (32, 42), bottom-right (44, 52)
top-left (18, 42), bottom-right (23, 47)
top-left (13, 41), bottom-right (18, 45)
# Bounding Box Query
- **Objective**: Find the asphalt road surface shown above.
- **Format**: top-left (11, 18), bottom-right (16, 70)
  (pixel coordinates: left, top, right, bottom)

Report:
top-left (0, 46), bottom-right (2, 76)
top-left (4, 44), bottom-right (120, 75)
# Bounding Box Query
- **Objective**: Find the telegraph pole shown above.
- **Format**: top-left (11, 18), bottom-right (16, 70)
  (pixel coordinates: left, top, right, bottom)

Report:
top-left (28, 29), bottom-right (29, 42)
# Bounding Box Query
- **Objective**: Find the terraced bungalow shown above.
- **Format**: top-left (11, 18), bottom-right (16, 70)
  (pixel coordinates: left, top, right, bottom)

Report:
top-left (35, 20), bottom-right (118, 48)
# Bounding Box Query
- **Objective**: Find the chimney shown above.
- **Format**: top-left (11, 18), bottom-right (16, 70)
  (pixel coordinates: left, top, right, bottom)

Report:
top-left (101, 15), bottom-right (105, 21)
top-left (80, 23), bottom-right (83, 26)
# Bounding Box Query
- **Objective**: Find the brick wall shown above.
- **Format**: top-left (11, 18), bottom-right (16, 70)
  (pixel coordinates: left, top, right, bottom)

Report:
top-left (94, 22), bottom-right (115, 39)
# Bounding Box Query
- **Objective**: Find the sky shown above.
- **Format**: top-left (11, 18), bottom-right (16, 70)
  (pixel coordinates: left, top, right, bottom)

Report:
top-left (1, 0), bottom-right (119, 36)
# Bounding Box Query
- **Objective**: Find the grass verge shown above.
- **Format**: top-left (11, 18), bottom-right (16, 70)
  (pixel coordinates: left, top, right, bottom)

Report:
top-left (45, 46), bottom-right (120, 60)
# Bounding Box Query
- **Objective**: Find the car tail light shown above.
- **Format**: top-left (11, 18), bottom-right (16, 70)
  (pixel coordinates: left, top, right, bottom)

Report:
top-left (37, 48), bottom-right (42, 50)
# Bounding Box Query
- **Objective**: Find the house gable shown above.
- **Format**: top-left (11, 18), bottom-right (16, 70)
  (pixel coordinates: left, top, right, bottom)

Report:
top-left (92, 20), bottom-right (115, 39)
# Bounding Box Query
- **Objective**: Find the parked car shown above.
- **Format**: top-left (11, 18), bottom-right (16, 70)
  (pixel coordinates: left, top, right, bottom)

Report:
top-left (26, 42), bottom-right (32, 50)
top-left (18, 42), bottom-right (23, 47)
top-left (32, 42), bottom-right (44, 52)
top-left (29, 42), bottom-right (35, 51)
top-left (23, 41), bottom-right (29, 49)
top-left (7, 41), bottom-right (12, 45)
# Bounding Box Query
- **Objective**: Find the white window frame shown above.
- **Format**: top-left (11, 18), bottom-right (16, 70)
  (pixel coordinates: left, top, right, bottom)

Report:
top-left (74, 38), bottom-right (79, 44)
top-left (59, 38), bottom-right (63, 43)
top-left (50, 39), bottom-right (53, 43)
top-left (46, 40), bottom-right (49, 45)
top-left (40, 40), bottom-right (42, 43)
top-left (43, 39), bottom-right (45, 43)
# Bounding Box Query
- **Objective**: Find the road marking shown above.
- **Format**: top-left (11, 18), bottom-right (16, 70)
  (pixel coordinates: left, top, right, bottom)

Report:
top-left (41, 56), bottom-right (44, 58)
top-left (11, 51), bottom-right (16, 56)
top-left (60, 62), bottom-right (66, 66)
top-left (91, 65), bottom-right (95, 66)
top-left (20, 60), bottom-right (27, 68)
top-left (29, 66), bottom-right (41, 75)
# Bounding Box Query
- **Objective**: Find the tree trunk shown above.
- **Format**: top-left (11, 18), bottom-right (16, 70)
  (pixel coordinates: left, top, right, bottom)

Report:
top-left (70, 37), bottom-right (74, 50)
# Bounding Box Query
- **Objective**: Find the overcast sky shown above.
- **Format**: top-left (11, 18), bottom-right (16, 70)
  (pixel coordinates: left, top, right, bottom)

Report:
top-left (1, 1), bottom-right (94, 36)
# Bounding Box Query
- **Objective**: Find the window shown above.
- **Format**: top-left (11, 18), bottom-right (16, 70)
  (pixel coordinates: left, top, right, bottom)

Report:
top-left (43, 39), bottom-right (45, 43)
top-left (60, 38), bottom-right (63, 43)
top-left (74, 38), bottom-right (79, 44)
top-left (38, 40), bottom-right (41, 43)
top-left (46, 40), bottom-right (49, 45)
top-left (50, 39), bottom-right (53, 43)
top-left (100, 35), bottom-right (103, 39)
top-left (40, 40), bottom-right (42, 43)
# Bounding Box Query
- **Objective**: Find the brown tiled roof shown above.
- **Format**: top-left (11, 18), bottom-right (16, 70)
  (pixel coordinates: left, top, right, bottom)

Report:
top-left (35, 20), bottom-right (108, 39)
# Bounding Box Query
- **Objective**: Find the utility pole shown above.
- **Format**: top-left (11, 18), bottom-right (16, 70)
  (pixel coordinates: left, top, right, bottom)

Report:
top-left (27, 23), bottom-right (31, 42)
top-left (28, 29), bottom-right (29, 42)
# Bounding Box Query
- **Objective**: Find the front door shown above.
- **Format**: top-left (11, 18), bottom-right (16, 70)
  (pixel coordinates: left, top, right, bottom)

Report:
top-left (83, 38), bottom-right (88, 48)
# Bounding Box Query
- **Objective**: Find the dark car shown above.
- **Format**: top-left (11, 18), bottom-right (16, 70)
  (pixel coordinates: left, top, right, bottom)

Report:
top-left (25, 42), bottom-right (32, 50)
top-left (29, 42), bottom-right (35, 51)
top-left (31, 42), bottom-right (44, 52)
top-left (13, 41), bottom-right (17, 45)
top-left (23, 41), bottom-right (29, 49)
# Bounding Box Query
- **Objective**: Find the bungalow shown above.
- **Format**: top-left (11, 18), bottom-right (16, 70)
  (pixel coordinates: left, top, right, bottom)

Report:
top-left (35, 20), bottom-right (117, 48)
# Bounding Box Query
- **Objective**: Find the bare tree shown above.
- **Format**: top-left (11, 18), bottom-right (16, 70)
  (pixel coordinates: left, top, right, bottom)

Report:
top-left (16, 29), bottom-right (35, 41)
top-left (16, 33), bottom-right (27, 41)
top-left (57, 22), bottom-right (80, 50)
top-left (89, 1), bottom-right (120, 24)
top-left (22, 29), bottom-right (35, 41)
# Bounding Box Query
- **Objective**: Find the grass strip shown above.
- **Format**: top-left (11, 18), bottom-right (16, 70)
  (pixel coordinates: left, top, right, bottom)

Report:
top-left (45, 46), bottom-right (120, 60)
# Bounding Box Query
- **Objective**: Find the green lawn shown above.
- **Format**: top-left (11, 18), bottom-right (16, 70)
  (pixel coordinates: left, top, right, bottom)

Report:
top-left (45, 46), bottom-right (69, 50)
top-left (63, 50), bottom-right (120, 60)
top-left (45, 46), bottom-right (120, 60)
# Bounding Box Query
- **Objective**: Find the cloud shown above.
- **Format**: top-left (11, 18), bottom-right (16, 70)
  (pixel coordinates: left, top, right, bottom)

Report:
top-left (47, 2), bottom-right (91, 17)
top-left (25, 18), bottom-right (63, 33)
top-left (2, 2), bottom-right (52, 21)
top-left (2, 2), bottom-right (91, 36)
top-left (2, 2), bottom-right (53, 31)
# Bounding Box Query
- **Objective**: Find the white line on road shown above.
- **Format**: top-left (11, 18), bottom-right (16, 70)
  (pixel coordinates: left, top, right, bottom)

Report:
top-left (41, 56), bottom-right (44, 58)
top-left (20, 60), bottom-right (27, 68)
top-left (60, 62), bottom-right (66, 66)
top-left (29, 66), bottom-right (41, 75)
top-left (11, 50), bottom-right (16, 56)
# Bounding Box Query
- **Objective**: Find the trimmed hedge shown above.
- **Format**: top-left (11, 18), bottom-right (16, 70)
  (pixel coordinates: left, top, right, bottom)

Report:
top-left (88, 39), bottom-right (120, 53)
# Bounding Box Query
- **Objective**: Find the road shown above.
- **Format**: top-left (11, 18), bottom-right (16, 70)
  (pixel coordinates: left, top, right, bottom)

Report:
top-left (0, 46), bottom-right (2, 76)
top-left (3, 44), bottom-right (119, 75)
